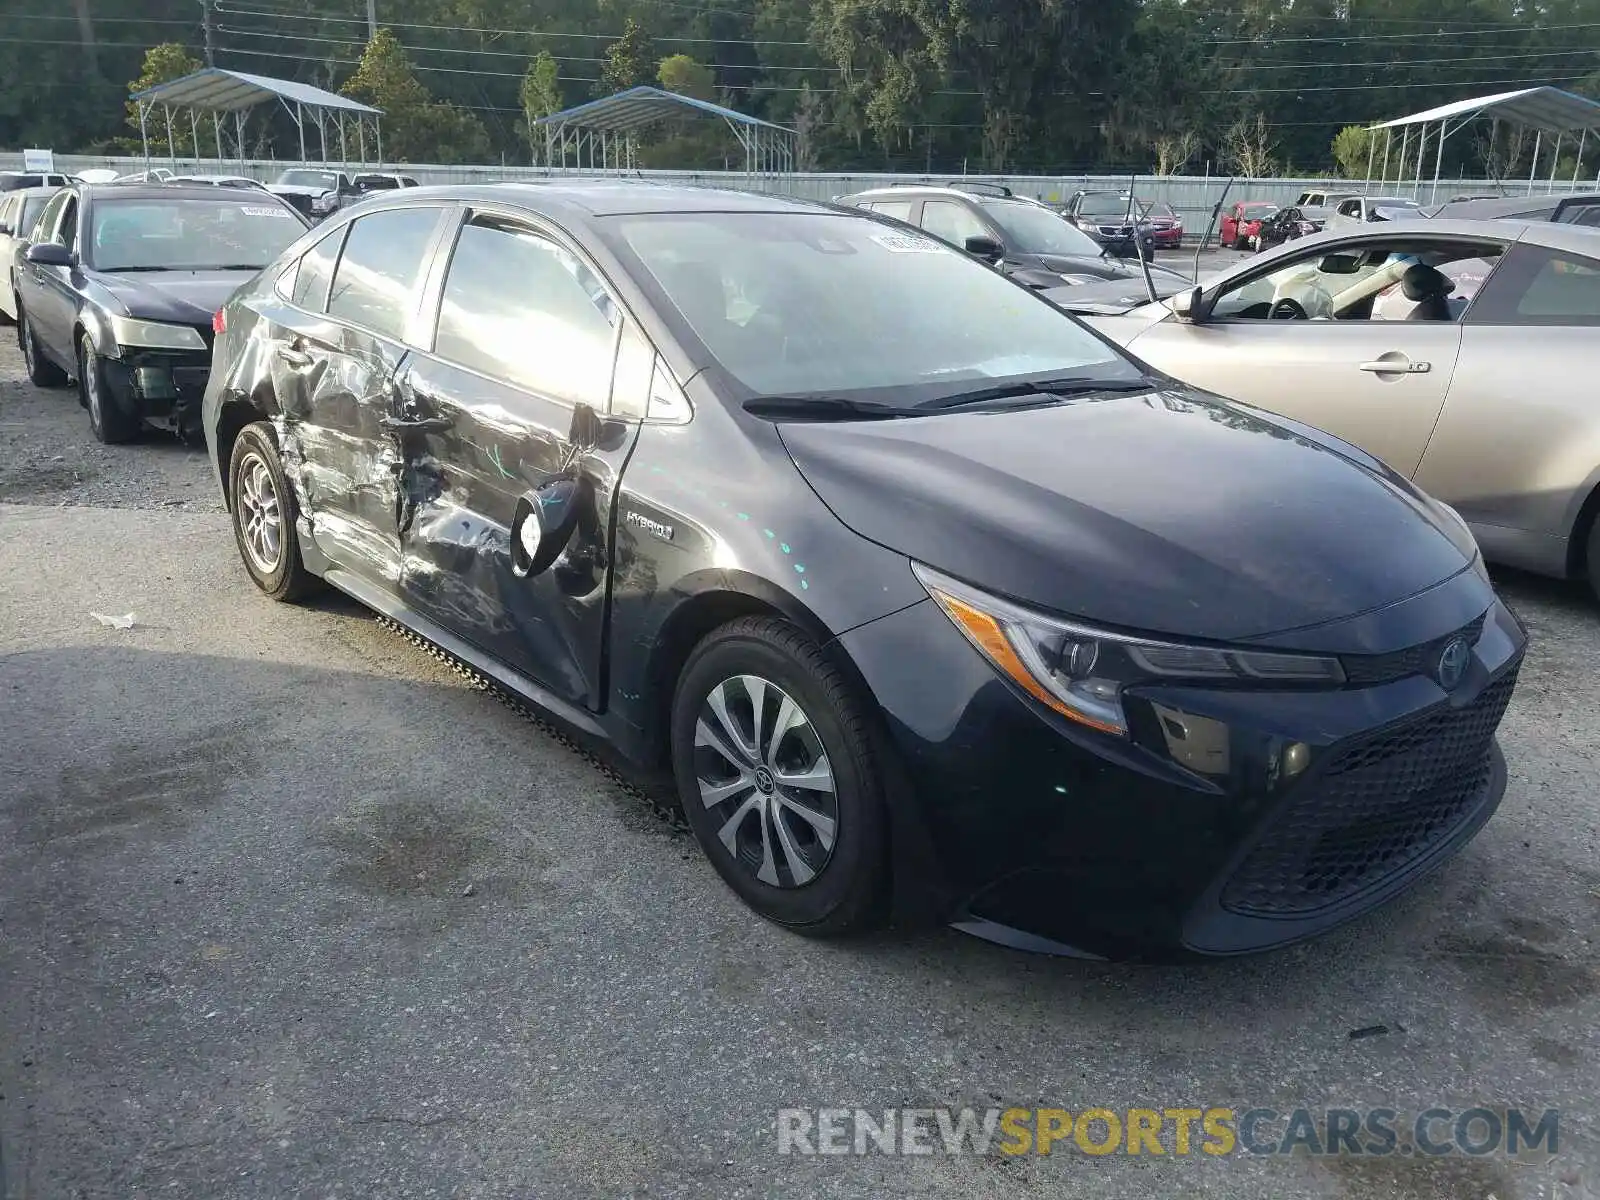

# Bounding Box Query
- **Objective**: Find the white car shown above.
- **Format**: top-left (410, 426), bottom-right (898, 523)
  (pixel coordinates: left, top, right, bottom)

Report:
top-left (1327, 194), bottom-right (1422, 229)
top-left (0, 186), bottom-right (58, 323)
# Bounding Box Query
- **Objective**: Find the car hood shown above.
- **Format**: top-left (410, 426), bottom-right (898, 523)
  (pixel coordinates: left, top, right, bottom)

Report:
top-left (778, 389), bottom-right (1474, 643)
top-left (93, 269), bottom-right (258, 325)
top-left (1020, 252), bottom-right (1189, 283)
top-left (268, 184), bottom-right (332, 199)
top-left (1042, 276), bottom-right (1190, 315)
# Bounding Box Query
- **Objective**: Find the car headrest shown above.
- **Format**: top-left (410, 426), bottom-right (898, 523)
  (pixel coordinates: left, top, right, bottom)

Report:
top-left (1401, 262), bottom-right (1450, 301)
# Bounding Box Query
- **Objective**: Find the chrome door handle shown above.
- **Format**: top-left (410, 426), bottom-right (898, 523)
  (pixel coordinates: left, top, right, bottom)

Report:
top-left (275, 346), bottom-right (312, 368)
top-left (380, 414), bottom-right (454, 433)
top-left (1359, 358), bottom-right (1430, 374)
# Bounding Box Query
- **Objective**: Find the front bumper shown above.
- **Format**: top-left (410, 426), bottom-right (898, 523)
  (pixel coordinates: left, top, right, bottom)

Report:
top-left (101, 349), bottom-right (211, 436)
top-left (839, 589), bottom-right (1525, 960)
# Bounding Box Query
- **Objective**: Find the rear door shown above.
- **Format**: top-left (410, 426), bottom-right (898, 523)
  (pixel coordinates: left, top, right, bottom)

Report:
top-left (1413, 239), bottom-right (1600, 545)
top-left (267, 204), bottom-right (449, 589)
top-left (1125, 234), bottom-right (1494, 477)
top-left (392, 207), bottom-right (644, 707)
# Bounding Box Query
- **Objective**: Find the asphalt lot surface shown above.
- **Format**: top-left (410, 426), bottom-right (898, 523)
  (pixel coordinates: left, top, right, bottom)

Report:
top-left (2, 327), bottom-right (1598, 1200)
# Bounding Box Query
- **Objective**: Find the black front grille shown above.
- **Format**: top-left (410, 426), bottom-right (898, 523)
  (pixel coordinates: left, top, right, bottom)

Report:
top-left (1341, 613), bottom-right (1487, 685)
top-left (1221, 668), bottom-right (1518, 917)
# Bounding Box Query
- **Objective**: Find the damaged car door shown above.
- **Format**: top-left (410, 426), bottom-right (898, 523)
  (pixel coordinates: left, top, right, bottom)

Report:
top-left (268, 206), bottom-right (448, 588)
top-left (390, 209), bottom-right (643, 708)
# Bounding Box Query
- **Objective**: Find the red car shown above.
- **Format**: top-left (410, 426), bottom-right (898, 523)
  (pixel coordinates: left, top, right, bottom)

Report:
top-left (1220, 201), bottom-right (1279, 250)
top-left (1139, 200), bottom-right (1184, 248)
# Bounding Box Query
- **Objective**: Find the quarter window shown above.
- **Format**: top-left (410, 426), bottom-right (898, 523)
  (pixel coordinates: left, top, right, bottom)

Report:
top-left (433, 216), bottom-right (619, 409)
top-left (1466, 243), bottom-right (1600, 325)
top-left (918, 200), bottom-right (989, 247)
top-left (326, 207), bottom-right (441, 339)
top-left (291, 225), bottom-right (345, 312)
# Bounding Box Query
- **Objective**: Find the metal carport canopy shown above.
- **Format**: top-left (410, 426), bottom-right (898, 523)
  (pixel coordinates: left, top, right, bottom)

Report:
top-left (1370, 86), bottom-right (1600, 136)
top-left (533, 85), bottom-right (795, 177)
top-left (129, 68), bottom-right (383, 169)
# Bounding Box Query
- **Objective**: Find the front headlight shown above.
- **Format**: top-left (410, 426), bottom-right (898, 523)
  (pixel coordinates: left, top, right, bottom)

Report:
top-left (310, 191), bottom-right (337, 213)
top-left (108, 314), bottom-right (207, 351)
top-left (914, 563), bottom-right (1345, 736)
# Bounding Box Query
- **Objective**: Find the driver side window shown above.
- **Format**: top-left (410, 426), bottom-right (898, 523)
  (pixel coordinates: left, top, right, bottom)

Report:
top-left (1208, 240), bottom-right (1505, 323)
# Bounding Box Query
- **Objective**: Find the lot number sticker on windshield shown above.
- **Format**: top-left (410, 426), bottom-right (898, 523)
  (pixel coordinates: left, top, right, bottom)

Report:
top-left (242, 206), bottom-right (295, 217)
top-left (871, 232), bottom-right (946, 254)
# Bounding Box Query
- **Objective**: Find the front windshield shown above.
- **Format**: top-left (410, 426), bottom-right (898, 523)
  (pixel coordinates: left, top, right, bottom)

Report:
top-left (88, 198), bottom-right (305, 271)
top-left (1079, 194), bottom-right (1137, 218)
top-left (1142, 201), bottom-right (1177, 219)
top-left (979, 200), bottom-right (1104, 257)
top-left (610, 212), bottom-right (1133, 403)
top-left (277, 170), bottom-right (338, 189)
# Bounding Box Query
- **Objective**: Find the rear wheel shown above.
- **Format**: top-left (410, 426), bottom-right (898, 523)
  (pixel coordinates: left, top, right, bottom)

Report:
top-left (1586, 518), bottom-right (1600, 604)
top-left (20, 311), bottom-right (66, 387)
top-left (80, 334), bottom-right (139, 444)
top-left (670, 616), bottom-right (888, 936)
top-left (227, 421), bottom-right (321, 602)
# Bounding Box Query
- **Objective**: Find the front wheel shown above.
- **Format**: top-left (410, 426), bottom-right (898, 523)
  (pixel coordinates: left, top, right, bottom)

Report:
top-left (80, 334), bottom-right (139, 444)
top-left (227, 421), bottom-right (321, 602)
top-left (670, 616), bottom-right (888, 936)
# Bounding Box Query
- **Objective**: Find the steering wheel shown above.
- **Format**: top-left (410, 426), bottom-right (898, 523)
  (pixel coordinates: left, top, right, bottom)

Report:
top-left (1268, 297), bottom-right (1308, 321)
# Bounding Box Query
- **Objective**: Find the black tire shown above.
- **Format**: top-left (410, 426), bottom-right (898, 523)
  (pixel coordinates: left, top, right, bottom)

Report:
top-left (20, 310), bottom-right (66, 387)
top-left (79, 334), bottom-right (139, 444)
top-left (1586, 517), bottom-right (1600, 605)
top-left (227, 421), bottom-right (321, 602)
top-left (670, 616), bottom-right (889, 936)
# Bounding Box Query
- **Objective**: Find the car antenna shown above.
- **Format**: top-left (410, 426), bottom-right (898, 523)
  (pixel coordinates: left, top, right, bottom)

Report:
top-left (1127, 173), bottom-right (1159, 305)
top-left (1195, 177), bottom-right (1236, 281)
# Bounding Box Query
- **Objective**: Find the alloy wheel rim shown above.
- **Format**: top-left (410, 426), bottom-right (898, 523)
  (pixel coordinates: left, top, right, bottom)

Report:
top-left (693, 674), bottom-right (838, 888)
top-left (83, 350), bottom-right (101, 426)
top-left (237, 451), bottom-right (283, 573)
top-left (22, 322), bottom-right (34, 370)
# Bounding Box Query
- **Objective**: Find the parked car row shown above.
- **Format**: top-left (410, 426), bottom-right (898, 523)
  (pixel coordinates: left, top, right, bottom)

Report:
top-left (266, 168), bottom-right (419, 221)
top-left (12, 174), bottom-right (1582, 967)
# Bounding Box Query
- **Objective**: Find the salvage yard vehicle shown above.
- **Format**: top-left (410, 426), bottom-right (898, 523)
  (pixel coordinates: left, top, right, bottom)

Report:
top-left (268, 167), bottom-right (353, 221)
top-left (11, 181), bottom-right (308, 442)
top-left (1059, 217), bottom-right (1600, 598)
top-left (0, 186), bottom-right (58, 323)
top-left (204, 183), bottom-right (1523, 960)
top-left (839, 184), bottom-right (1188, 290)
top-left (1220, 200), bottom-right (1278, 250)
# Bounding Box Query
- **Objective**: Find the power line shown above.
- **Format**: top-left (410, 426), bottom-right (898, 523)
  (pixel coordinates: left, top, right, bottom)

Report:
top-left (1223, 47), bottom-right (1600, 70)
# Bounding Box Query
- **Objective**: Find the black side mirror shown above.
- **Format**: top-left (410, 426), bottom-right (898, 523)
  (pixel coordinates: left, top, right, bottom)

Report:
top-left (568, 402), bottom-right (601, 454)
top-left (511, 474), bottom-right (588, 578)
top-left (25, 242), bottom-right (72, 267)
top-left (964, 234), bottom-right (1004, 263)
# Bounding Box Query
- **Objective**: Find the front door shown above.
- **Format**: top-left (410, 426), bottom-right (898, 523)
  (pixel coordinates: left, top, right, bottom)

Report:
top-left (266, 205), bottom-right (448, 589)
top-left (1126, 236), bottom-right (1505, 477)
top-left (394, 209), bottom-right (643, 708)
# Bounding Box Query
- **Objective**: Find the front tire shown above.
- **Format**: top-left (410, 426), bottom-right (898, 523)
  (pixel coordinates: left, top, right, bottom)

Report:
top-left (20, 311), bottom-right (66, 387)
top-left (670, 616), bottom-right (888, 936)
top-left (80, 334), bottom-right (139, 444)
top-left (227, 421), bottom-right (320, 602)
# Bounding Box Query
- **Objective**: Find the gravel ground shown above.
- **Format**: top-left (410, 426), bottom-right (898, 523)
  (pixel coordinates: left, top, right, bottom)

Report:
top-left (0, 334), bottom-right (219, 512)
top-left (2, 329), bottom-right (1599, 1200)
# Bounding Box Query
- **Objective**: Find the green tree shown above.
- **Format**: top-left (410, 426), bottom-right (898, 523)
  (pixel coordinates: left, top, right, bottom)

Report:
top-left (658, 54), bottom-right (715, 101)
top-left (342, 29), bottom-right (490, 164)
top-left (521, 50), bottom-right (564, 162)
top-left (1331, 125), bottom-right (1376, 180)
top-left (599, 18), bottom-right (654, 95)
top-left (126, 42), bottom-right (211, 155)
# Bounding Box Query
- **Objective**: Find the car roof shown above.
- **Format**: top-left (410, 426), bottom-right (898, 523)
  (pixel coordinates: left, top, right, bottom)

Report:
top-left (5, 185), bottom-right (61, 200)
top-left (82, 182), bottom-right (296, 204)
top-left (1421, 195), bottom-right (1562, 221)
top-left (370, 181), bottom-right (837, 218)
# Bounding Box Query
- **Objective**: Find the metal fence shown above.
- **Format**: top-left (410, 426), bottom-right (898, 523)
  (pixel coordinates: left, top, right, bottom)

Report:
top-left (8, 152), bottom-right (1596, 228)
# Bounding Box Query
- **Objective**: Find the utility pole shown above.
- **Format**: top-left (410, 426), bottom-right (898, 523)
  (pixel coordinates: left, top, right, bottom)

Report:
top-left (201, 0), bottom-right (215, 66)
top-left (367, 0), bottom-right (377, 39)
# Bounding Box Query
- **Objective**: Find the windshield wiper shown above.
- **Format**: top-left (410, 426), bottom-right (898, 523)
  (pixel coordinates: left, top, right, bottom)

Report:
top-left (102, 265), bottom-right (173, 272)
top-left (917, 374), bottom-right (1158, 412)
top-left (742, 395), bottom-right (919, 421)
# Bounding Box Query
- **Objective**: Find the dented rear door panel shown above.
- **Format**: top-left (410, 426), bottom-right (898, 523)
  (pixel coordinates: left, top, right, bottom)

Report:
top-left (267, 309), bottom-right (408, 587)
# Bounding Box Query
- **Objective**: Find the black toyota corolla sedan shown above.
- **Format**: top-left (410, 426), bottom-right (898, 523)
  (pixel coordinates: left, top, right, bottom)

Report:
top-left (202, 183), bottom-right (1525, 960)
top-left (11, 181), bottom-right (308, 442)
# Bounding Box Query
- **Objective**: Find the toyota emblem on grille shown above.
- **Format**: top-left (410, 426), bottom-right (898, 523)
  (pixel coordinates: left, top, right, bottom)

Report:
top-left (1436, 636), bottom-right (1470, 689)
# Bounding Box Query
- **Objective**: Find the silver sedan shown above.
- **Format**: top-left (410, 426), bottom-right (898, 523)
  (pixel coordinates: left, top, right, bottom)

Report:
top-left (1065, 218), bottom-right (1600, 597)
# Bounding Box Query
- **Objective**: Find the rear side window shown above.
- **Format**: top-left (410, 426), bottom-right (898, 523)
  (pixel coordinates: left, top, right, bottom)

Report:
top-left (291, 225), bottom-right (345, 312)
top-left (1467, 243), bottom-right (1600, 325)
top-left (432, 216), bottom-right (619, 408)
top-left (326, 207), bottom-right (441, 339)
top-left (867, 200), bottom-right (914, 221)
